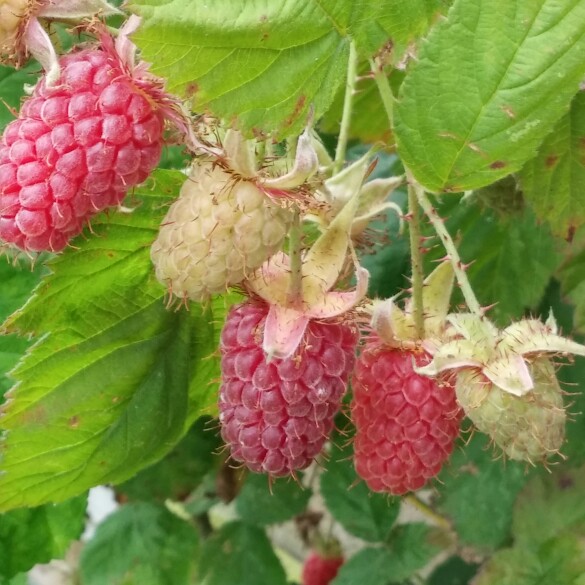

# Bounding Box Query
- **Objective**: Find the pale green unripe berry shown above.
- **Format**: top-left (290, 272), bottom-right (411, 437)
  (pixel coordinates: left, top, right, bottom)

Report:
top-left (151, 161), bottom-right (292, 301)
top-left (456, 358), bottom-right (565, 462)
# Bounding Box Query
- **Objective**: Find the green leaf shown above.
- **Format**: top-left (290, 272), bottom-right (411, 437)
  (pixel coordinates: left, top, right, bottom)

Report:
top-left (342, 0), bottom-right (438, 58)
top-left (196, 521), bottom-right (287, 585)
top-left (0, 170), bottom-right (227, 510)
top-left (332, 525), bottom-right (443, 585)
top-left (422, 195), bottom-right (559, 325)
top-left (394, 0), bottom-right (585, 192)
top-left (385, 523), bottom-right (445, 582)
top-left (128, 0), bottom-right (433, 138)
top-left (427, 556), bottom-right (478, 585)
top-left (0, 495), bottom-right (86, 578)
top-left (0, 259), bottom-right (45, 396)
top-left (117, 416), bottom-right (222, 502)
top-left (236, 473), bottom-right (311, 526)
top-left (436, 434), bottom-right (528, 551)
top-left (559, 249), bottom-right (585, 334)
top-left (473, 535), bottom-right (585, 585)
top-left (0, 63), bottom-right (39, 131)
top-left (520, 93), bottom-right (585, 237)
top-left (320, 439), bottom-right (400, 542)
top-left (79, 502), bottom-right (199, 585)
top-left (512, 466), bottom-right (585, 549)
top-left (0, 574), bottom-right (27, 585)
top-left (331, 547), bottom-right (396, 585)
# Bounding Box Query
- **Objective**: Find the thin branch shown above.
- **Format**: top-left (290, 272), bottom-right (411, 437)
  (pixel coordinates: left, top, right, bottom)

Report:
top-left (369, 56), bottom-right (394, 127)
top-left (403, 493), bottom-right (451, 530)
top-left (408, 181), bottom-right (425, 338)
top-left (287, 207), bottom-right (303, 305)
top-left (415, 184), bottom-right (483, 317)
top-left (333, 40), bottom-right (358, 174)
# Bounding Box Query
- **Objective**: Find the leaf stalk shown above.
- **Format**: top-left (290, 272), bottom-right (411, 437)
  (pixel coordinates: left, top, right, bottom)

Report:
top-left (415, 185), bottom-right (483, 317)
top-left (333, 41), bottom-right (358, 174)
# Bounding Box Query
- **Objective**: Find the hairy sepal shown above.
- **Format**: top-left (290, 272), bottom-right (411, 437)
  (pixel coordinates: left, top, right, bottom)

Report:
top-left (419, 313), bottom-right (585, 398)
top-left (248, 176), bottom-right (368, 360)
top-left (371, 261), bottom-right (455, 346)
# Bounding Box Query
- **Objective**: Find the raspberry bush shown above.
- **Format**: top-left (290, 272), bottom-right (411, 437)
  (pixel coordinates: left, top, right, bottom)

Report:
top-left (1, 2), bottom-right (585, 584)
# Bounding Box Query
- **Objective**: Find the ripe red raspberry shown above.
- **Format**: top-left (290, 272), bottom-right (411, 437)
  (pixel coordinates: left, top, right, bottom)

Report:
top-left (219, 300), bottom-right (358, 477)
top-left (0, 45), bottom-right (167, 252)
top-left (351, 338), bottom-right (462, 495)
top-left (302, 551), bottom-right (344, 585)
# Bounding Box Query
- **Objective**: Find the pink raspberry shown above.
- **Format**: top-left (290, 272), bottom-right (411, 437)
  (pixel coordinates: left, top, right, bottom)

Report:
top-left (302, 551), bottom-right (344, 585)
top-left (0, 44), bottom-right (168, 252)
top-left (351, 337), bottom-right (462, 495)
top-left (219, 300), bottom-right (358, 477)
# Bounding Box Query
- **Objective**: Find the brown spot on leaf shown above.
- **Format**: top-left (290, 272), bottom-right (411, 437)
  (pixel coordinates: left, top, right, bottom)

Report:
top-left (566, 225), bottom-right (576, 243)
top-left (69, 416), bottom-right (79, 428)
top-left (558, 473), bottom-right (574, 490)
top-left (501, 105), bottom-right (516, 119)
top-left (251, 127), bottom-right (268, 140)
top-left (490, 160), bottom-right (507, 169)
top-left (545, 154), bottom-right (559, 168)
top-left (185, 82), bottom-right (199, 98)
top-left (282, 94), bottom-right (306, 129)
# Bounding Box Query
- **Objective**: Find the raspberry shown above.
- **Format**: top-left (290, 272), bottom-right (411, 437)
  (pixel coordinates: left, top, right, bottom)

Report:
top-left (351, 338), bottom-right (462, 495)
top-left (302, 552), bottom-right (344, 585)
top-left (0, 46), bottom-right (166, 252)
top-left (218, 300), bottom-right (358, 476)
top-left (151, 162), bottom-right (292, 301)
top-left (456, 358), bottom-right (565, 461)
top-left (0, 0), bottom-right (27, 54)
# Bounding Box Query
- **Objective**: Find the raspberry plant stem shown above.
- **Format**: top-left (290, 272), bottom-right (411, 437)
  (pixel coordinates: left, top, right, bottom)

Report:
top-left (403, 493), bottom-right (451, 530)
top-left (371, 61), bottom-right (426, 336)
top-left (369, 56), bottom-right (394, 127)
top-left (415, 185), bottom-right (483, 317)
top-left (287, 206), bottom-right (303, 305)
top-left (333, 41), bottom-right (358, 174)
top-left (407, 178), bottom-right (425, 339)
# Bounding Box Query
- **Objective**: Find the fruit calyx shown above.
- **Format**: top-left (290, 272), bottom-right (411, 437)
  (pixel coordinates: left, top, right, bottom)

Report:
top-left (369, 260), bottom-right (455, 349)
top-left (1, 0), bottom-right (122, 83)
top-left (309, 150), bottom-right (404, 237)
top-left (220, 126), bottom-right (319, 199)
top-left (418, 312), bottom-right (585, 398)
top-left (246, 173), bottom-right (370, 360)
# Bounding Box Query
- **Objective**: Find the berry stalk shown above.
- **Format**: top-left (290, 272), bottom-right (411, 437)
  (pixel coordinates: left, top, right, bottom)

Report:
top-left (287, 206), bottom-right (303, 306)
top-left (333, 41), bottom-right (358, 175)
top-left (414, 184), bottom-right (483, 317)
top-left (369, 56), bottom-right (394, 127)
top-left (403, 493), bottom-right (451, 530)
top-left (407, 178), bottom-right (425, 339)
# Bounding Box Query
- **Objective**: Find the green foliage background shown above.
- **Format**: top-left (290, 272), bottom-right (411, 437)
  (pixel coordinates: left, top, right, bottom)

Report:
top-left (2, 0), bottom-right (585, 583)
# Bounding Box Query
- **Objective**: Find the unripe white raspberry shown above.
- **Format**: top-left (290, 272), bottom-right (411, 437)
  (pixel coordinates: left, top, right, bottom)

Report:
top-left (151, 161), bottom-right (292, 301)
